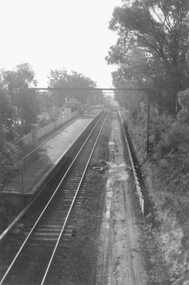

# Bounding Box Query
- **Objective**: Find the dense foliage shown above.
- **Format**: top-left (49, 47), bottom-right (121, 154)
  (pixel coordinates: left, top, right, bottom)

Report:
top-left (107, 0), bottom-right (189, 115)
top-left (107, 2), bottom-right (189, 197)
top-left (48, 69), bottom-right (103, 107)
top-left (0, 63), bottom-right (38, 134)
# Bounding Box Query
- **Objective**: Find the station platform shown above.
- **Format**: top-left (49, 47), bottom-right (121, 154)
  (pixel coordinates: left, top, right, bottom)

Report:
top-left (3, 116), bottom-right (93, 196)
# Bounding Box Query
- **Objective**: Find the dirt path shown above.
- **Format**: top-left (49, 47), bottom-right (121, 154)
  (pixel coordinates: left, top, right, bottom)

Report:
top-left (96, 114), bottom-right (147, 285)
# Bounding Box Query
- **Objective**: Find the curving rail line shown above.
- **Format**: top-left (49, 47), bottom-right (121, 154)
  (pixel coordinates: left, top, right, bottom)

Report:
top-left (0, 112), bottom-right (108, 285)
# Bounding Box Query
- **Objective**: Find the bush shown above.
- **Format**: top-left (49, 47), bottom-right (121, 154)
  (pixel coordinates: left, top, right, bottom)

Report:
top-left (155, 122), bottom-right (189, 157)
top-left (0, 138), bottom-right (20, 191)
top-left (177, 89), bottom-right (189, 124)
top-left (151, 87), bottom-right (189, 159)
top-left (150, 114), bottom-right (174, 148)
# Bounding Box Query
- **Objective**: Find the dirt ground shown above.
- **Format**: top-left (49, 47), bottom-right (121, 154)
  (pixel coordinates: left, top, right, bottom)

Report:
top-left (96, 114), bottom-right (147, 285)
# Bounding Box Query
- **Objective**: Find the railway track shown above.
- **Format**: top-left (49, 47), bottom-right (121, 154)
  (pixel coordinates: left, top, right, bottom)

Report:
top-left (0, 111), bottom-right (108, 285)
top-left (119, 110), bottom-right (155, 220)
top-left (118, 110), bottom-right (144, 215)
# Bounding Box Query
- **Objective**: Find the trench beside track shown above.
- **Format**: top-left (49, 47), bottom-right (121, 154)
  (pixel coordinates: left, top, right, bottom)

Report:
top-left (0, 111), bottom-right (108, 285)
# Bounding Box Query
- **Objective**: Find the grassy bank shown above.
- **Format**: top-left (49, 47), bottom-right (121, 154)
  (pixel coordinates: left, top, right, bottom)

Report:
top-left (121, 109), bottom-right (189, 284)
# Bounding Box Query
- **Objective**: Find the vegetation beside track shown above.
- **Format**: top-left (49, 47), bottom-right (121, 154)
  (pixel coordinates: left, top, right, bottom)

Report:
top-left (106, 0), bottom-right (189, 282)
top-left (121, 102), bottom-right (189, 284)
top-left (127, 173), bottom-right (171, 284)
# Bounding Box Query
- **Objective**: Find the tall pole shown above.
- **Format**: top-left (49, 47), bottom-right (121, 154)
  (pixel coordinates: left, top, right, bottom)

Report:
top-left (146, 93), bottom-right (150, 155)
top-left (20, 159), bottom-right (25, 207)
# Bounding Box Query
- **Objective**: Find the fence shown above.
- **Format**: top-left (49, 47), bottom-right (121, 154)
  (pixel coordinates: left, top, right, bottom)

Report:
top-left (22, 111), bottom-right (78, 146)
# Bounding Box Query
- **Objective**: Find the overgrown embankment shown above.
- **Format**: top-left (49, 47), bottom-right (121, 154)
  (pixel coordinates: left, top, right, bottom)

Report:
top-left (121, 96), bottom-right (189, 284)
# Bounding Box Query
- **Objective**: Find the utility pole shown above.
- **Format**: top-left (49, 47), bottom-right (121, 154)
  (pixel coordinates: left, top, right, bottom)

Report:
top-left (20, 159), bottom-right (25, 207)
top-left (146, 92), bottom-right (151, 155)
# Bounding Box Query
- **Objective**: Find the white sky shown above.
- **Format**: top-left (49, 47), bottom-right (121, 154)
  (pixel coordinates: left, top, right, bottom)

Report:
top-left (0, 0), bottom-right (121, 88)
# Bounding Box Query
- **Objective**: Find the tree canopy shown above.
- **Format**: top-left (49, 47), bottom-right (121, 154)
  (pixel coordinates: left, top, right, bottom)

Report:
top-left (48, 69), bottom-right (98, 107)
top-left (106, 0), bottom-right (189, 115)
top-left (1, 63), bottom-right (38, 133)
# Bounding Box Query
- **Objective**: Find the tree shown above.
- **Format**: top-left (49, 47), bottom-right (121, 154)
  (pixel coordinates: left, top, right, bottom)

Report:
top-left (0, 90), bottom-right (13, 131)
top-left (0, 89), bottom-right (20, 195)
top-left (107, 0), bottom-right (189, 115)
top-left (48, 69), bottom-right (99, 107)
top-left (36, 91), bottom-right (54, 114)
top-left (1, 63), bottom-right (38, 133)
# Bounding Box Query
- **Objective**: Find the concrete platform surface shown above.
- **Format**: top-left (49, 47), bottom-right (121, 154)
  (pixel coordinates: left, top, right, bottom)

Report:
top-left (4, 117), bottom-right (92, 195)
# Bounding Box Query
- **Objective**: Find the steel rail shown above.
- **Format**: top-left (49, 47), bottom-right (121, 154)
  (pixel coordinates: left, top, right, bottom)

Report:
top-left (118, 110), bottom-right (144, 285)
top-left (0, 112), bottom-right (107, 285)
top-left (0, 114), bottom-right (97, 242)
top-left (40, 112), bottom-right (108, 285)
top-left (118, 110), bottom-right (144, 214)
